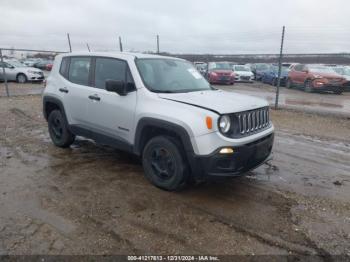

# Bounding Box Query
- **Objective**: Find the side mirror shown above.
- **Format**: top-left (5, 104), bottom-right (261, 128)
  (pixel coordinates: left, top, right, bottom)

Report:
top-left (302, 69), bottom-right (309, 73)
top-left (105, 79), bottom-right (127, 96)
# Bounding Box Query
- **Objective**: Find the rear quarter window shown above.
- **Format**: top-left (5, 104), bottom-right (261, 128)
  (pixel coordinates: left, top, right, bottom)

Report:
top-left (59, 57), bottom-right (69, 79)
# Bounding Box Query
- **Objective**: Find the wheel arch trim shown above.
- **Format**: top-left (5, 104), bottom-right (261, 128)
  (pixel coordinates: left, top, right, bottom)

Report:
top-left (133, 117), bottom-right (195, 156)
top-left (42, 95), bottom-right (68, 123)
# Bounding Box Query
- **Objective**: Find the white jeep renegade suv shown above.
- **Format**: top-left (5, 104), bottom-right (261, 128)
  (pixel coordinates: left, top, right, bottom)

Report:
top-left (43, 52), bottom-right (274, 191)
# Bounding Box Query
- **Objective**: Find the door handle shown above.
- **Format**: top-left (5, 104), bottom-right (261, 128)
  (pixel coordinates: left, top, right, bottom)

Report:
top-left (88, 94), bottom-right (101, 101)
top-left (59, 88), bottom-right (69, 93)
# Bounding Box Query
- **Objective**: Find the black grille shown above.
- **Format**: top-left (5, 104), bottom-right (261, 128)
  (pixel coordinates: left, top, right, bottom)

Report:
top-left (223, 107), bottom-right (270, 138)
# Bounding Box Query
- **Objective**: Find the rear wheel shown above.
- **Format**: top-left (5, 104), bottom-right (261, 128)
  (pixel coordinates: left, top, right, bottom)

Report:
top-left (304, 79), bottom-right (314, 93)
top-left (16, 73), bottom-right (27, 83)
top-left (142, 136), bottom-right (189, 191)
top-left (48, 110), bottom-right (75, 148)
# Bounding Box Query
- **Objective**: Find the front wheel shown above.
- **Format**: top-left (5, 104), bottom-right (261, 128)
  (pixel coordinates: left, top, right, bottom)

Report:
top-left (48, 110), bottom-right (75, 148)
top-left (16, 73), bottom-right (27, 83)
top-left (334, 89), bottom-right (343, 95)
top-left (286, 78), bottom-right (293, 89)
top-left (304, 79), bottom-right (314, 93)
top-left (142, 136), bottom-right (189, 191)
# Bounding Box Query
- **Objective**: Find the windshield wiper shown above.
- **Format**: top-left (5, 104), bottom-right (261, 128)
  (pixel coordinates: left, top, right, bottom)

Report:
top-left (151, 89), bottom-right (177, 93)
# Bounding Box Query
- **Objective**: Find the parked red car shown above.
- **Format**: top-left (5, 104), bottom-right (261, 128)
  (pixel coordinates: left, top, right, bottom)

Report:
top-left (287, 64), bottom-right (346, 94)
top-left (46, 63), bottom-right (53, 71)
top-left (206, 62), bottom-right (235, 85)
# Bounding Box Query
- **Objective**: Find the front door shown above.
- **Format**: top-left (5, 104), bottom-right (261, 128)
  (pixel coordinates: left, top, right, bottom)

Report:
top-left (86, 57), bottom-right (137, 145)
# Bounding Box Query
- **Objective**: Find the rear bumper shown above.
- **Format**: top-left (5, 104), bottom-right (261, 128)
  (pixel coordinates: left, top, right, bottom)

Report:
top-left (189, 133), bottom-right (274, 179)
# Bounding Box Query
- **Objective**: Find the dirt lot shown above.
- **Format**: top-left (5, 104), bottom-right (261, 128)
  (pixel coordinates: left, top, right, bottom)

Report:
top-left (0, 94), bottom-right (349, 258)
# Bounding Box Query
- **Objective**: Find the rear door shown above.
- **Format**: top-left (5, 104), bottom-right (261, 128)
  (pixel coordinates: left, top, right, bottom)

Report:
top-left (60, 56), bottom-right (93, 127)
top-left (86, 57), bottom-right (137, 144)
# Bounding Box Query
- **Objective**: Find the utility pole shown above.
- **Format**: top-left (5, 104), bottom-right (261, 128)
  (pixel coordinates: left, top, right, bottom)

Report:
top-left (275, 26), bottom-right (285, 110)
top-left (119, 36), bottom-right (123, 52)
top-left (0, 49), bottom-right (10, 97)
top-left (156, 35), bottom-right (160, 54)
top-left (86, 43), bottom-right (91, 52)
top-left (67, 33), bottom-right (72, 52)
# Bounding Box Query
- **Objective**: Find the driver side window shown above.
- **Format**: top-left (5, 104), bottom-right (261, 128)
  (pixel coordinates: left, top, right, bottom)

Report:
top-left (94, 57), bottom-right (135, 91)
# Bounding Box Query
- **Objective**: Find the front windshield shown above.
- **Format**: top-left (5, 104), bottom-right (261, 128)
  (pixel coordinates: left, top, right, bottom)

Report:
top-left (234, 65), bottom-right (250, 71)
top-left (308, 65), bottom-right (335, 74)
top-left (136, 58), bottom-right (212, 93)
top-left (7, 61), bottom-right (26, 67)
top-left (209, 62), bottom-right (231, 70)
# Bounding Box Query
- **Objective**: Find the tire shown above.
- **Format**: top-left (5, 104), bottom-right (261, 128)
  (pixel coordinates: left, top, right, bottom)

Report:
top-left (304, 79), bottom-right (313, 93)
top-left (334, 89), bottom-right (343, 95)
top-left (142, 136), bottom-right (189, 191)
top-left (48, 110), bottom-right (75, 148)
top-left (286, 78), bottom-right (293, 89)
top-left (16, 73), bottom-right (27, 83)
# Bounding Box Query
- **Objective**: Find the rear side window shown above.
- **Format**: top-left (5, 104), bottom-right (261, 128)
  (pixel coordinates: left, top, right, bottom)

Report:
top-left (68, 57), bottom-right (91, 86)
top-left (94, 58), bottom-right (134, 90)
top-left (59, 57), bottom-right (69, 78)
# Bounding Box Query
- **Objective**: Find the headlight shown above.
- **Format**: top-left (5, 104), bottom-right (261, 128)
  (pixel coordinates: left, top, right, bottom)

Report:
top-left (27, 70), bottom-right (37, 74)
top-left (219, 115), bottom-right (231, 133)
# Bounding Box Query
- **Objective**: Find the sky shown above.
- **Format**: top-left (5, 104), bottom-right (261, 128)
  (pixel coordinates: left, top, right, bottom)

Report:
top-left (1, 0), bottom-right (350, 54)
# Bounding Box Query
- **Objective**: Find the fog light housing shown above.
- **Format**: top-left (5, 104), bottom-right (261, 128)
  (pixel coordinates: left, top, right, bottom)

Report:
top-left (219, 148), bottom-right (234, 154)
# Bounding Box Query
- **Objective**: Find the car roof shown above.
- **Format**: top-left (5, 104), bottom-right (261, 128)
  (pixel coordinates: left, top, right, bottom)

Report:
top-left (59, 51), bottom-right (184, 61)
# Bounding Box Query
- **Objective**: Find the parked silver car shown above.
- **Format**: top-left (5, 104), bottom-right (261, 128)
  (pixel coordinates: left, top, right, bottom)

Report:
top-left (0, 60), bottom-right (44, 83)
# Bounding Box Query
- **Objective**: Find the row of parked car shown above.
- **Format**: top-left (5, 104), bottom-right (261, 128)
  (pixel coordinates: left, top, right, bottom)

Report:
top-left (194, 61), bottom-right (350, 94)
top-left (22, 58), bottom-right (53, 71)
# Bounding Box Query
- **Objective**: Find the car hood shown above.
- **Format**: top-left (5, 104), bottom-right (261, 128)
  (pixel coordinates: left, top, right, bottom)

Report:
top-left (22, 67), bottom-right (43, 72)
top-left (235, 71), bottom-right (253, 76)
top-left (158, 90), bottom-right (268, 114)
top-left (24, 66), bottom-right (42, 72)
top-left (310, 72), bottom-right (343, 79)
top-left (211, 70), bottom-right (232, 74)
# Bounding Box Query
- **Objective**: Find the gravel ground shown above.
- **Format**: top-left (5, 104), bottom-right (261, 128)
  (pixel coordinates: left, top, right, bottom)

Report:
top-left (0, 95), bottom-right (349, 259)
